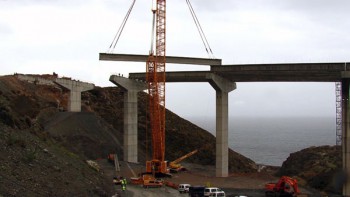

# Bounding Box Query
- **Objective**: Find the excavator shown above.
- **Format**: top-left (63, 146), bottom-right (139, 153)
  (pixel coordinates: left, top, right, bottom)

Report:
top-left (168, 149), bottom-right (198, 172)
top-left (265, 176), bottom-right (303, 197)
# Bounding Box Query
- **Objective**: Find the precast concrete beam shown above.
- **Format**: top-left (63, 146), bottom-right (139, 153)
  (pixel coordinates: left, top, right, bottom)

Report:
top-left (130, 71), bottom-right (212, 82)
top-left (211, 62), bottom-right (349, 82)
top-left (110, 75), bottom-right (147, 163)
top-left (100, 53), bottom-right (222, 66)
top-left (54, 78), bottom-right (94, 112)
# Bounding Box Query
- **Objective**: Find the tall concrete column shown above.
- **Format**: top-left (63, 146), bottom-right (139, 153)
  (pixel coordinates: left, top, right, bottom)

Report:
top-left (207, 74), bottom-right (236, 177)
top-left (110, 75), bottom-right (147, 163)
top-left (55, 78), bottom-right (94, 112)
top-left (342, 78), bottom-right (350, 197)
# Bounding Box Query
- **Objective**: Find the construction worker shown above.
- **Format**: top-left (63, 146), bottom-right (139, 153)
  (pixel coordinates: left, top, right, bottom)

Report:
top-left (120, 177), bottom-right (126, 191)
top-left (123, 178), bottom-right (127, 189)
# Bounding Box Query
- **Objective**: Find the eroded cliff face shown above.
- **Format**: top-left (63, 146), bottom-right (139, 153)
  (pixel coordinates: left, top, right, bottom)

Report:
top-left (279, 145), bottom-right (342, 194)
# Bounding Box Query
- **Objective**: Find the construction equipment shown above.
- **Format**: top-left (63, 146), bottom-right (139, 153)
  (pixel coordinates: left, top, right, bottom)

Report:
top-left (145, 0), bottom-right (168, 176)
top-left (108, 0), bottom-right (211, 178)
top-left (265, 176), bottom-right (301, 197)
top-left (143, 174), bottom-right (163, 188)
top-left (130, 174), bottom-right (163, 188)
top-left (169, 149), bottom-right (198, 172)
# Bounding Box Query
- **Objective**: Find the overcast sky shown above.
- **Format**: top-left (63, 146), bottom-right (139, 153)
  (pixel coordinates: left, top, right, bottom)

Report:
top-left (1, 0), bottom-right (349, 123)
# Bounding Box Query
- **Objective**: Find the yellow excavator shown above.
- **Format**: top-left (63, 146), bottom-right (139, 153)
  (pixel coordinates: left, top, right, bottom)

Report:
top-left (168, 149), bottom-right (198, 172)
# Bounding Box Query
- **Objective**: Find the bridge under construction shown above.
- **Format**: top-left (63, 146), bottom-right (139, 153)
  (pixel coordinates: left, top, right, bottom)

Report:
top-left (101, 52), bottom-right (350, 195)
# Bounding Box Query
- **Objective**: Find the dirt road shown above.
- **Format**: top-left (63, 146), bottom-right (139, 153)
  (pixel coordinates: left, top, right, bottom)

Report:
top-left (98, 160), bottom-right (318, 197)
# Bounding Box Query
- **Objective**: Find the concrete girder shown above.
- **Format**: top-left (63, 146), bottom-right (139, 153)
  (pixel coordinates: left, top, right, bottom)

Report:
top-left (211, 62), bottom-right (349, 82)
top-left (54, 78), bottom-right (94, 112)
top-left (109, 75), bottom-right (147, 163)
top-left (100, 53), bottom-right (222, 66)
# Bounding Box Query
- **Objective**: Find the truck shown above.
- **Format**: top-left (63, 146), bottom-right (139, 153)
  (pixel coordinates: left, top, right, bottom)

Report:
top-left (142, 174), bottom-right (163, 188)
top-left (189, 186), bottom-right (205, 197)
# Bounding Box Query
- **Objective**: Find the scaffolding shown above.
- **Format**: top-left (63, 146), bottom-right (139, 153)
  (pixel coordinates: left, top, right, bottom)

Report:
top-left (335, 81), bottom-right (342, 145)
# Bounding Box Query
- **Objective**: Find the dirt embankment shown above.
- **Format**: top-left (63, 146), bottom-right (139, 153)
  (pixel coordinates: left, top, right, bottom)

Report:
top-left (0, 74), bottom-right (257, 196)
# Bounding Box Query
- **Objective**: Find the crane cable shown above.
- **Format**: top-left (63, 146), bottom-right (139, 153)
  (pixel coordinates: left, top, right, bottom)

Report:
top-left (186, 0), bottom-right (215, 59)
top-left (108, 0), bottom-right (136, 53)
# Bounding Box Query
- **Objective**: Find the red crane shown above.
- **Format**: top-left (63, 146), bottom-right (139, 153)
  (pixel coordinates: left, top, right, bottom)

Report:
top-left (145, 0), bottom-right (168, 175)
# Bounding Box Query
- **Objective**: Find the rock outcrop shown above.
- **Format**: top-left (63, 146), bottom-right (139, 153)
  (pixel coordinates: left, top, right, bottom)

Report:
top-left (278, 145), bottom-right (342, 194)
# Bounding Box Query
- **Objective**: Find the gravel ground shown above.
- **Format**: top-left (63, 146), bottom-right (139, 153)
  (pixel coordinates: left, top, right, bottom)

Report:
top-left (98, 160), bottom-right (323, 197)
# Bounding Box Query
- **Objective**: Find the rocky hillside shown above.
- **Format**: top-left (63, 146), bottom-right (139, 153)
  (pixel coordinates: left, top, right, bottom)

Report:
top-left (0, 75), bottom-right (112, 196)
top-left (80, 86), bottom-right (256, 172)
top-left (0, 74), bottom-right (256, 195)
top-left (278, 145), bottom-right (342, 194)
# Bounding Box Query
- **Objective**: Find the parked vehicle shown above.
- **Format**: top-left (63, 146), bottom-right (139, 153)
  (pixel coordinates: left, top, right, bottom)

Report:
top-left (189, 186), bottom-right (205, 197)
top-left (208, 191), bottom-right (226, 197)
top-left (178, 183), bottom-right (191, 193)
top-left (204, 187), bottom-right (223, 197)
top-left (143, 179), bottom-right (163, 188)
top-left (142, 174), bottom-right (163, 188)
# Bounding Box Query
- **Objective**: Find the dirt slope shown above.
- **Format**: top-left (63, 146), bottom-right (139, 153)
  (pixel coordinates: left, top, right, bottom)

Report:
top-left (278, 145), bottom-right (343, 195)
top-left (0, 74), bottom-right (256, 196)
top-left (80, 82), bottom-right (257, 173)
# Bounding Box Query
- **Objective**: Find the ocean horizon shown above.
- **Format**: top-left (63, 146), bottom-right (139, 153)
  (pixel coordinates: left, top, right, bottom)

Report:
top-left (187, 116), bottom-right (336, 166)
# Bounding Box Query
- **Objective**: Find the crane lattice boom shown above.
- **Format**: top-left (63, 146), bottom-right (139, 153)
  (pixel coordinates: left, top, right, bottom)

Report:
top-left (146, 0), bottom-right (167, 175)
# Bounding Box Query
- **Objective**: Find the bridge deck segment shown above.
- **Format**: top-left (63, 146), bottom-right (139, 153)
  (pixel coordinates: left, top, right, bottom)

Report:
top-left (211, 62), bottom-right (349, 82)
top-left (99, 53), bottom-right (222, 66)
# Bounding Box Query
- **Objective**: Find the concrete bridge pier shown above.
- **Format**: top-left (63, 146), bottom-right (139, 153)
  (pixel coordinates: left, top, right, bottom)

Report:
top-left (54, 78), bottom-right (94, 112)
top-left (342, 77), bottom-right (350, 196)
top-left (207, 74), bottom-right (236, 177)
top-left (110, 75), bottom-right (147, 163)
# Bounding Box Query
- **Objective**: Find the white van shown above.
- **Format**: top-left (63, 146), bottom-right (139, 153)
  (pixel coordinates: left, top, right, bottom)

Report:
top-left (204, 187), bottom-right (222, 196)
top-left (178, 183), bottom-right (191, 193)
top-left (209, 191), bottom-right (226, 197)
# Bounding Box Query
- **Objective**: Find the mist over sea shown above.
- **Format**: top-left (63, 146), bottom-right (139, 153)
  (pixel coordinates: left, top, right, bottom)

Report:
top-left (188, 116), bottom-right (336, 166)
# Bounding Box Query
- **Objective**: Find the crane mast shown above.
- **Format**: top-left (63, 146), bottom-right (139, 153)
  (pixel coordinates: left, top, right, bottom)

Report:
top-left (145, 0), bottom-right (167, 175)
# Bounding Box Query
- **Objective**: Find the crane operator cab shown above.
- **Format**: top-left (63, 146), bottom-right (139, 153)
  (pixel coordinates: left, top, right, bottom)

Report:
top-left (146, 159), bottom-right (169, 177)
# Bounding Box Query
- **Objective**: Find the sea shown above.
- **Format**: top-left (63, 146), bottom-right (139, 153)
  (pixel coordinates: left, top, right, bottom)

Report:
top-left (188, 116), bottom-right (336, 167)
